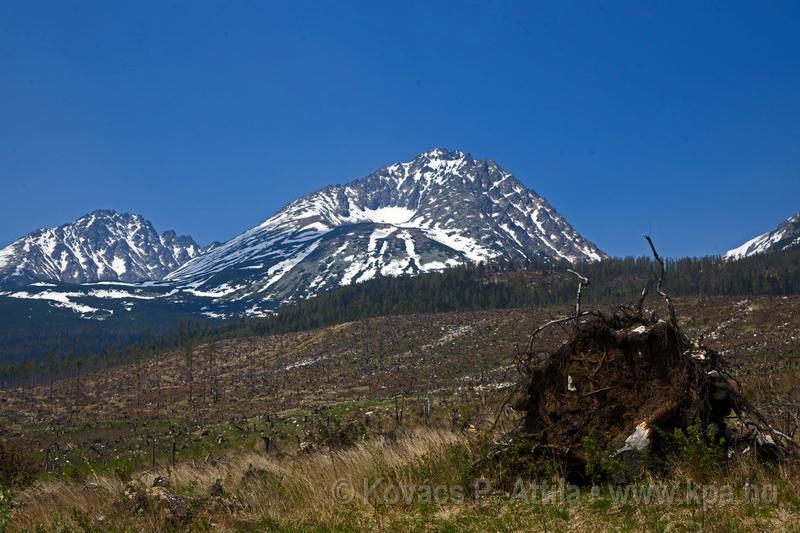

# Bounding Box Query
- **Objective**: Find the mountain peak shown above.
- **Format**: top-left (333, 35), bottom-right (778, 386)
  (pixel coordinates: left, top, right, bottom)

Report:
top-left (0, 211), bottom-right (204, 288)
top-left (86, 208), bottom-right (122, 216)
top-left (416, 147), bottom-right (468, 161)
top-left (81, 209), bottom-right (136, 220)
top-left (167, 149), bottom-right (605, 311)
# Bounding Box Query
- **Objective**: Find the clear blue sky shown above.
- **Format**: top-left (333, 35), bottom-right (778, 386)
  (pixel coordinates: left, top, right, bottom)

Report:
top-left (1, 1), bottom-right (798, 258)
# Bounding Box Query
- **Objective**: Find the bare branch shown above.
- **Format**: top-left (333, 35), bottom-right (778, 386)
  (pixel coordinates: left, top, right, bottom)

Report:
top-left (524, 269), bottom-right (590, 356)
top-left (644, 235), bottom-right (665, 294)
top-left (566, 269), bottom-right (590, 319)
top-left (525, 312), bottom-right (589, 354)
top-left (643, 235), bottom-right (677, 327)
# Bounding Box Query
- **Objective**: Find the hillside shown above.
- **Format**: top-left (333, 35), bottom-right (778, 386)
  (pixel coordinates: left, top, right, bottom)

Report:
top-left (1, 294), bottom-right (799, 530)
top-left (2, 294), bottom-right (798, 474)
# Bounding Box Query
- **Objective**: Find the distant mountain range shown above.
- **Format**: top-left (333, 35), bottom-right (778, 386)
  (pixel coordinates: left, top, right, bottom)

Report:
top-left (2, 150), bottom-right (797, 324)
top-left (725, 211), bottom-right (800, 259)
top-left (0, 149), bottom-right (604, 319)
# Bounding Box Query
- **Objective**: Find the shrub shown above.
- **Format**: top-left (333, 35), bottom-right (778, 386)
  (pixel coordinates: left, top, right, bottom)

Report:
top-left (582, 430), bottom-right (635, 484)
top-left (659, 421), bottom-right (725, 481)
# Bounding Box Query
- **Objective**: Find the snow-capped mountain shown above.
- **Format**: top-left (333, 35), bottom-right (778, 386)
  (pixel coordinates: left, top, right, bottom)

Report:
top-left (0, 210), bottom-right (207, 288)
top-left (166, 148), bottom-right (604, 310)
top-left (725, 211), bottom-right (800, 259)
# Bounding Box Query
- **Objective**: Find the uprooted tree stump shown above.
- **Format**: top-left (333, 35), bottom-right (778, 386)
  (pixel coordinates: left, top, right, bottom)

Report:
top-left (517, 303), bottom-right (795, 481)
top-left (513, 235), bottom-right (796, 482)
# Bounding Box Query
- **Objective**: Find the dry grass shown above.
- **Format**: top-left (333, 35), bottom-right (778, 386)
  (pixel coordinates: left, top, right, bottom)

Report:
top-left (9, 476), bottom-right (125, 530)
top-left (9, 427), bottom-right (470, 531)
top-left (9, 425), bottom-right (800, 532)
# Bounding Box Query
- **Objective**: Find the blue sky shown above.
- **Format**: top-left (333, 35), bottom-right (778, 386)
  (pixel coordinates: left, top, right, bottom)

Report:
top-left (1, 1), bottom-right (798, 257)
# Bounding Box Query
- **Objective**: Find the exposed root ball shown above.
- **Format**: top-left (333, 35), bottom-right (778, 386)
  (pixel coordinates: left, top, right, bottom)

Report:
top-left (519, 306), bottom-right (794, 474)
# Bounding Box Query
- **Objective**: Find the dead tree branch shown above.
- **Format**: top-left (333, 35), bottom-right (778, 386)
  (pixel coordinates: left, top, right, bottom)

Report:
top-left (644, 235), bottom-right (677, 327)
top-left (525, 313), bottom-right (589, 354)
top-left (566, 269), bottom-right (589, 319)
top-left (524, 269), bottom-right (591, 355)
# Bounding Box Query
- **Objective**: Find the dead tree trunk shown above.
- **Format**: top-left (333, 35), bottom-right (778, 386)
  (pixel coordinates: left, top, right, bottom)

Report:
top-left (644, 235), bottom-right (678, 327)
top-left (566, 269), bottom-right (589, 319)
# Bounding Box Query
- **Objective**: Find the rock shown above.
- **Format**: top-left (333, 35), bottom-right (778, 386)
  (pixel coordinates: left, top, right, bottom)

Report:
top-left (612, 422), bottom-right (653, 478)
top-left (622, 422), bottom-right (652, 452)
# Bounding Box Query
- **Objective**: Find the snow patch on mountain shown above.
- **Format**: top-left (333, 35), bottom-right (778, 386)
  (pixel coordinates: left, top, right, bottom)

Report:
top-left (420, 226), bottom-right (495, 262)
top-left (7, 290), bottom-right (103, 315)
top-left (348, 206), bottom-right (416, 225)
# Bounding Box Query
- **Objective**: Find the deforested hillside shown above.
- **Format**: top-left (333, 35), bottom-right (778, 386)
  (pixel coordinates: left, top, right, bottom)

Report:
top-left (1, 295), bottom-right (799, 531)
